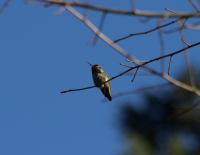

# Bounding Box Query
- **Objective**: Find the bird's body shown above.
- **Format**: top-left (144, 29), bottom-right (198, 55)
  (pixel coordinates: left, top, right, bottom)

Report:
top-left (90, 64), bottom-right (112, 101)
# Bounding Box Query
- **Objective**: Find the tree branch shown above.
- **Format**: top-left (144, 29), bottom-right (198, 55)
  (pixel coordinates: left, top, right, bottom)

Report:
top-left (26, 0), bottom-right (200, 17)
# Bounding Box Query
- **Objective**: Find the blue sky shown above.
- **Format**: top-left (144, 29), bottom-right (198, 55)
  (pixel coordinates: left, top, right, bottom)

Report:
top-left (0, 0), bottom-right (200, 155)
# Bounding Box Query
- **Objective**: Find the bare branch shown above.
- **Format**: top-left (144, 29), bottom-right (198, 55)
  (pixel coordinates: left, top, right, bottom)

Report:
top-left (168, 56), bottom-right (173, 75)
top-left (41, 4), bottom-right (200, 97)
top-left (130, 0), bottom-right (150, 23)
top-left (54, 6), bottom-right (65, 15)
top-left (61, 40), bottom-right (200, 94)
top-left (27, 1), bottom-right (200, 100)
top-left (120, 63), bottom-right (134, 68)
top-left (165, 8), bottom-right (177, 14)
top-left (83, 0), bottom-right (90, 19)
top-left (184, 22), bottom-right (200, 30)
top-left (157, 20), bottom-right (165, 74)
top-left (89, 11), bottom-right (107, 45)
top-left (26, 0), bottom-right (200, 17)
top-left (114, 19), bottom-right (179, 43)
top-left (181, 38), bottom-right (191, 46)
top-left (131, 67), bottom-right (139, 82)
top-left (123, 72), bottom-right (153, 76)
top-left (102, 83), bottom-right (172, 102)
top-left (189, 0), bottom-right (199, 11)
top-left (61, 85), bottom-right (96, 93)
top-left (126, 59), bottom-right (150, 63)
top-left (0, 0), bottom-right (11, 15)
top-left (178, 22), bottom-right (196, 89)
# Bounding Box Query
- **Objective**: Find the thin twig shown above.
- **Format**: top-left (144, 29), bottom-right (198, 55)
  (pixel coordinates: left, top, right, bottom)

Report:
top-left (0, 0), bottom-right (11, 15)
top-left (125, 59), bottom-right (150, 63)
top-left (102, 83), bottom-right (172, 102)
top-left (26, 0), bottom-right (200, 17)
top-left (189, 0), bottom-right (199, 11)
top-left (54, 6), bottom-right (65, 15)
top-left (130, 0), bottom-right (150, 23)
top-left (83, 0), bottom-right (90, 19)
top-left (131, 67), bottom-right (139, 82)
top-left (178, 22), bottom-right (196, 89)
top-left (184, 22), bottom-right (200, 30)
top-left (165, 8), bottom-right (196, 89)
top-left (89, 11), bottom-right (107, 45)
top-left (61, 85), bottom-right (95, 93)
top-left (165, 8), bottom-right (177, 14)
top-left (123, 72), bottom-right (153, 76)
top-left (167, 101), bottom-right (200, 120)
top-left (181, 38), bottom-right (191, 46)
top-left (157, 20), bottom-right (165, 74)
top-left (120, 63), bottom-right (134, 68)
top-left (114, 19), bottom-right (180, 43)
top-left (168, 56), bottom-right (173, 75)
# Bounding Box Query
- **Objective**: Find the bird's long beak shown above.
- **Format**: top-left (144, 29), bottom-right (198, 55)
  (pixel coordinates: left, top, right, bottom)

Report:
top-left (86, 60), bottom-right (93, 67)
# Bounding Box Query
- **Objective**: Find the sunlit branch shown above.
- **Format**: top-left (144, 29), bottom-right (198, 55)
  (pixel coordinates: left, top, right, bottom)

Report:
top-left (126, 59), bottom-right (150, 63)
top-left (30, 3), bottom-right (200, 98)
top-left (26, 0), bottom-right (200, 17)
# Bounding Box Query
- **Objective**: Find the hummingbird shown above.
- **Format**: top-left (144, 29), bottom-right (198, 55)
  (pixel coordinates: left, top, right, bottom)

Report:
top-left (86, 61), bottom-right (112, 101)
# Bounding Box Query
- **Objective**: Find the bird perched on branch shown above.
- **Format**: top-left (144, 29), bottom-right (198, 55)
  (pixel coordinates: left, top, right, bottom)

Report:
top-left (86, 60), bottom-right (112, 101)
